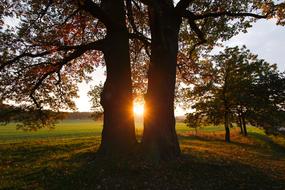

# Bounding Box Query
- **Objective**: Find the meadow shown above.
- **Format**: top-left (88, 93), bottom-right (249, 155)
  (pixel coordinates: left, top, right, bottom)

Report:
top-left (0, 120), bottom-right (285, 190)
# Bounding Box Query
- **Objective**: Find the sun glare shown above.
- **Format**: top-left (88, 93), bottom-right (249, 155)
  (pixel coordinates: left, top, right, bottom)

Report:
top-left (133, 102), bottom-right (144, 116)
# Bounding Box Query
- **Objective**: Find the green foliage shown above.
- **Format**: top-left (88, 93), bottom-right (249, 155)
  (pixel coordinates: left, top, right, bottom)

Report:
top-left (88, 83), bottom-right (104, 121)
top-left (247, 68), bottom-right (285, 134)
top-left (185, 113), bottom-right (201, 128)
top-left (0, 103), bottom-right (66, 131)
top-left (185, 46), bottom-right (285, 135)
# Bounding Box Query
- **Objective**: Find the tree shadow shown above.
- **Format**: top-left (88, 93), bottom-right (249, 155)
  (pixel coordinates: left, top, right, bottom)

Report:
top-left (248, 132), bottom-right (285, 157)
top-left (178, 132), bottom-right (285, 155)
top-left (38, 148), bottom-right (285, 190)
top-left (3, 136), bottom-right (285, 190)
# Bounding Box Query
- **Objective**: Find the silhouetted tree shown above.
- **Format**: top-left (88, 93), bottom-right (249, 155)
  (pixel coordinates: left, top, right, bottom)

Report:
top-left (88, 83), bottom-right (104, 121)
top-left (0, 0), bottom-right (139, 155)
top-left (184, 46), bottom-right (285, 141)
top-left (139, 0), bottom-right (284, 158)
top-left (1, 0), bottom-right (284, 159)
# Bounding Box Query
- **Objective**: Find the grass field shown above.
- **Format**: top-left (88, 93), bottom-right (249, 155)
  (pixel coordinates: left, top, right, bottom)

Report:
top-left (0, 120), bottom-right (285, 190)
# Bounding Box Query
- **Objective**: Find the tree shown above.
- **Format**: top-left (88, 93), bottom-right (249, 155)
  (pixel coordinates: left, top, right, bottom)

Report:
top-left (138, 0), bottom-right (284, 158)
top-left (247, 65), bottom-right (285, 135)
top-left (184, 112), bottom-right (203, 135)
top-left (88, 83), bottom-right (104, 121)
top-left (1, 0), bottom-right (284, 159)
top-left (0, 0), bottom-right (138, 155)
top-left (184, 46), bottom-right (285, 142)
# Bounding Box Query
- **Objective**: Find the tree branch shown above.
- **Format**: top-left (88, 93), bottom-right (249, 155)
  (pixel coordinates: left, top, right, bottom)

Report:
top-left (126, 0), bottom-right (138, 33)
top-left (183, 11), bottom-right (206, 43)
top-left (175, 0), bottom-right (194, 12)
top-left (0, 51), bottom-right (51, 71)
top-left (1, 39), bottom-right (106, 71)
top-left (192, 11), bottom-right (268, 20)
top-left (127, 0), bottom-right (150, 47)
top-left (78, 0), bottom-right (113, 29)
top-left (28, 39), bottom-right (102, 108)
top-left (129, 33), bottom-right (151, 46)
top-left (182, 9), bottom-right (269, 54)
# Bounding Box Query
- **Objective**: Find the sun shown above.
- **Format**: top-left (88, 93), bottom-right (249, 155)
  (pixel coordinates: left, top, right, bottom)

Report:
top-left (133, 102), bottom-right (144, 116)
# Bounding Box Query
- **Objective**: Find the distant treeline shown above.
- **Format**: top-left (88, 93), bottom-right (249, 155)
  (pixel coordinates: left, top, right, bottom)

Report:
top-left (0, 103), bottom-right (104, 124)
top-left (0, 103), bottom-right (185, 123)
top-left (62, 112), bottom-right (102, 120)
top-left (64, 112), bottom-right (186, 121)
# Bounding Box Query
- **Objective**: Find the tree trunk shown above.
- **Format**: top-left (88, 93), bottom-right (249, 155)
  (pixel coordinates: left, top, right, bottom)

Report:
top-left (99, 0), bottom-right (136, 155)
top-left (142, 3), bottom-right (181, 160)
top-left (242, 114), bottom-right (247, 136)
top-left (238, 115), bottom-right (244, 134)
top-left (223, 68), bottom-right (230, 142)
top-left (224, 110), bottom-right (231, 143)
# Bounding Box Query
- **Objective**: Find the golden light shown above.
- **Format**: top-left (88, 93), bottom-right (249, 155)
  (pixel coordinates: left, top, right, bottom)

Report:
top-left (133, 102), bottom-right (145, 116)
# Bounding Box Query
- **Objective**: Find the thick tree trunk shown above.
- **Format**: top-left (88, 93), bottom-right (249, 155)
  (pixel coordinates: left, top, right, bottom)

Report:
top-left (242, 114), bottom-right (247, 136)
top-left (98, 0), bottom-right (136, 155)
top-left (224, 111), bottom-right (231, 143)
top-left (142, 3), bottom-right (181, 160)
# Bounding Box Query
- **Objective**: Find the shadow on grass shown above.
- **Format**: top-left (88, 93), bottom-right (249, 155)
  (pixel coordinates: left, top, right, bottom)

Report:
top-left (2, 135), bottom-right (285, 190)
top-left (249, 132), bottom-right (285, 157)
top-left (179, 132), bottom-right (285, 156)
top-left (37, 149), bottom-right (285, 190)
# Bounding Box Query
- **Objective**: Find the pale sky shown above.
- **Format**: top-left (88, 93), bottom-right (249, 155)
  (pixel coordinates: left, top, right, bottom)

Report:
top-left (75, 19), bottom-right (285, 114)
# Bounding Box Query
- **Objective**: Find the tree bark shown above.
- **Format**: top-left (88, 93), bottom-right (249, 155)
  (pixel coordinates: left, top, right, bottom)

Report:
top-left (242, 114), bottom-right (247, 136)
top-left (98, 0), bottom-right (136, 155)
top-left (142, 3), bottom-right (181, 160)
top-left (224, 110), bottom-right (231, 142)
top-left (238, 115), bottom-right (244, 134)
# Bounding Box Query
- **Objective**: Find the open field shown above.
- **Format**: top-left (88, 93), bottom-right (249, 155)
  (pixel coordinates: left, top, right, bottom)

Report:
top-left (0, 120), bottom-right (285, 190)
top-left (0, 120), bottom-right (225, 142)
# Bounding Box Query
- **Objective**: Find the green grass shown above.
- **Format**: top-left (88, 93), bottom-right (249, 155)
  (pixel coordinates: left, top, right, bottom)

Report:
top-left (0, 120), bottom-right (226, 141)
top-left (0, 120), bottom-right (102, 142)
top-left (0, 120), bottom-right (285, 190)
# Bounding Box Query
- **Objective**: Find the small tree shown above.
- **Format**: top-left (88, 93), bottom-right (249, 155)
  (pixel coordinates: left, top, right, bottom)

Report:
top-left (184, 112), bottom-right (203, 135)
top-left (88, 83), bottom-right (104, 121)
top-left (184, 46), bottom-right (285, 142)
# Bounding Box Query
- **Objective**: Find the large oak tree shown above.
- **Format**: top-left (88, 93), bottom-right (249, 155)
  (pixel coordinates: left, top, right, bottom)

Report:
top-left (138, 0), bottom-right (284, 159)
top-left (1, 0), bottom-right (284, 159)
top-left (0, 0), bottom-right (140, 155)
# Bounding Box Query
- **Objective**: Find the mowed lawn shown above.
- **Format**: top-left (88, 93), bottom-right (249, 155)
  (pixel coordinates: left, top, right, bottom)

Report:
top-left (0, 120), bottom-right (285, 190)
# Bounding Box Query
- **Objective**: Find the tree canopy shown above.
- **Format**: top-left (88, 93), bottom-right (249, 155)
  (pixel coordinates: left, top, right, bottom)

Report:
top-left (1, 0), bottom-right (285, 158)
top-left (184, 46), bottom-right (285, 141)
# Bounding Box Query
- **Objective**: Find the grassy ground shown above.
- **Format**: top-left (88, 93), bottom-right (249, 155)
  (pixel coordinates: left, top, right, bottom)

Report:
top-left (0, 121), bottom-right (285, 190)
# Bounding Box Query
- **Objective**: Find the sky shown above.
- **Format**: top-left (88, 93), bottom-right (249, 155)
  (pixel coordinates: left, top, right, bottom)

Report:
top-left (75, 19), bottom-right (285, 114)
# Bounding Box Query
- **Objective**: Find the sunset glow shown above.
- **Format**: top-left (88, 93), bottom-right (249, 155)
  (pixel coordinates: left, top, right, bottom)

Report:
top-left (133, 102), bottom-right (144, 116)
